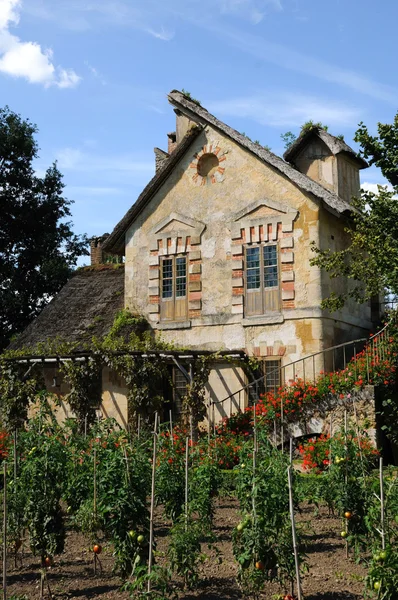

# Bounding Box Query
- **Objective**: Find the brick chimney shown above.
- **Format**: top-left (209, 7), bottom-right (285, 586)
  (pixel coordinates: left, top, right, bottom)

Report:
top-left (90, 233), bottom-right (110, 265)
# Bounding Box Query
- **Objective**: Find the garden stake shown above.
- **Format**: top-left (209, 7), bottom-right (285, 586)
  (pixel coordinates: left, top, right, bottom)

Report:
top-left (344, 409), bottom-right (349, 558)
top-left (212, 403), bottom-right (216, 437)
top-left (288, 466), bottom-right (302, 600)
top-left (274, 419), bottom-right (277, 447)
top-left (380, 457), bottom-right (386, 551)
top-left (289, 437), bottom-right (293, 465)
top-left (280, 396), bottom-right (284, 453)
top-left (329, 414), bottom-right (333, 473)
top-left (190, 414), bottom-right (193, 447)
top-left (93, 446), bottom-right (98, 576)
top-left (169, 409), bottom-right (174, 446)
top-left (3, 461), bottom-right (7, 600)
top-left (147, 412), bottom-right (158, 593)
top-left (137, 414), bottom-right (141, 440)
top-left (185, 436), bottom-right (189, 531)
top-left (252, 403), bottom-right (257, 521)
top-left (84, 415), bottom-right (87, 438)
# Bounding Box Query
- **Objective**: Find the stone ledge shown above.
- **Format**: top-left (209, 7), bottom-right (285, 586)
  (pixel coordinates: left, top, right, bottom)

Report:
top-left (242, 314), bottom-right (284, 327)
top-left (156, 320), bottom-right (192, 330)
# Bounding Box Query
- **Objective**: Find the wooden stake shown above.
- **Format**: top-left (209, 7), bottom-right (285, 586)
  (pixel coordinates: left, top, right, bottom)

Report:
top-left (344, 409), bottom-right (348, 559)
top-left (13, 430), bottom-right (17, 484)
top-left (189, 414), bottom-right (193, 447)
top-left (289, 437), bottom-right (293, 465)
top-left (252, 403), bottom-right (257, 521)
top-left (288, 466), bottom-right (302, 600)
top-left (169, 410), bottom-right (174, 446)
top-left (147, 413), bottom-right (158, 593)
top-left (185, 437), bottom-right (189, 531)
top-left (93, 447), bottom-right (97, 576)
top-left (274, 419), bottom-right (277, 447)
top-left (137, 414), bottom-right (141, 440)
top-left (3, 461), bottom-right (7, 600)
top-left (280, 397), bottom-right (284, 454)
top-left (329, 413), bottom-right (333, 473)
top-left (380, 457), bottom-right (385, 550)
top-left (84, 415), bottom-right (88, 438)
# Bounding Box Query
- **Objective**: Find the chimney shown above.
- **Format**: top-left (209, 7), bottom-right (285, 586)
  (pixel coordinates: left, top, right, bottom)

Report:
top-left (167, 132), bottom-right (177, 154)
top-left (90, 233), bottom-right (110, 265)
top-left (174, 109), bottom-right (196, 144)
top-left (154, 147), bottom-right (169, 173)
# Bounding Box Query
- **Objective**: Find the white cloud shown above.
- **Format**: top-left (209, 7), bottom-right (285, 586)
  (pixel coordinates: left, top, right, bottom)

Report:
top-left (218, 0), bottom-right (282, 23)
top-left (196, 21), bottom-right (397, 105)
top-left (84, 60), bottom-right (106, 85)
top-left (56, 147), bottom-right (154, 175)
top-left (361, 182), bottom-right (394, 194)
top-left (0, 0), bottom-right (80, 88)
top-left (209, 92), bottom-right (361, 128)
top-left (145, 26), bottom-right (174, 41)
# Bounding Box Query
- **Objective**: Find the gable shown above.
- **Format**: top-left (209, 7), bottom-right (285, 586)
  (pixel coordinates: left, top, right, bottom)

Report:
top-left (231, 199), bottom-right (298, 242)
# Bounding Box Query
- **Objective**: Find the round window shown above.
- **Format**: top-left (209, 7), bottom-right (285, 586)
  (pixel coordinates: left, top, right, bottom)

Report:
top-left (197, 153), bottom-right (219, 178)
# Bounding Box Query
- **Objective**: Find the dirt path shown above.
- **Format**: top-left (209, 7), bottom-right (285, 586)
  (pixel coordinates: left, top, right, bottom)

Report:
top-left (4, 498), bottom-right (367, 599)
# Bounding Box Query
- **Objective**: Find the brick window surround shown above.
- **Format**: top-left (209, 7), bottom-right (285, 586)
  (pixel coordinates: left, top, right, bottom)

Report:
top-left (230, 199), bottom-right (298, 318)
top-left (147, 213), bottom-right (205, 326)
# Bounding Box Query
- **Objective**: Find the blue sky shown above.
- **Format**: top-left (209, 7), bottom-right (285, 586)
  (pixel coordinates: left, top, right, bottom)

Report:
top-left (1, 0), bottom-right (397, 247)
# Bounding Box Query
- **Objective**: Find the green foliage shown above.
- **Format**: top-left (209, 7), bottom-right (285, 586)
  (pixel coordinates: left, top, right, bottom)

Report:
top-left (181, 89), bottom-right (201, 106)
top-left (233, 434), bottom-right (305, 595)
top-left (60, 358), bottom-right (102, 432)
top-left (311, 113), bottom-right (398, 309)
top-left (0, 105), bottom-right (88, 350)
top-left (168, 516), bottom-right (207, 589)
top-left (0, 361), bottom-right (43, 429)
top-left (354, 113), bottom-right (398, 187)
top-left (281, 131), bottom-right (297, 150)
top-left (301, 120), bottom-right (328, 133)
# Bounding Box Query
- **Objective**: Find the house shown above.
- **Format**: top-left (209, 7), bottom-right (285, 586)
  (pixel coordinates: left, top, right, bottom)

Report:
top-left (8, 90), bottom-right (374, 427)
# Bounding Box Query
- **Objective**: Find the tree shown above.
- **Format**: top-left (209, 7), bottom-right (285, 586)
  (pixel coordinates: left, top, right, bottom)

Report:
top-left (310, 112), bottom-right (398, 311)
top-left (0, 106), bottom-right (88, 349)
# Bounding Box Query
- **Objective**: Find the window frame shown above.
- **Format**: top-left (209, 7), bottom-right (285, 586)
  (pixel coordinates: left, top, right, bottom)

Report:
top-left (159, 254), bottom-right (188, 322)
top-left (244, 242), bottom-right (281, 317)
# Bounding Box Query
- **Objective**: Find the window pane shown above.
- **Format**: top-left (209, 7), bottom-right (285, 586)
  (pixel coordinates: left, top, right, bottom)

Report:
top-left (246, 247), bottom-right (260, 269)
top-left (264, 266), bottom-right (278, 288)
top-left (162, 259), bottom-right (173, 298)
top-left (264, 360), bottom-right (281, 393)
top-left (176, 278), bottom-right (186, 297)
top-left (176, 257), bottom-right (186, 277)
top-left (263, 245), bottom-right (277, 266)
top-left (246, 247), bottom-right (260, 290)
top-left (264, 246), bottom-right (278, 288)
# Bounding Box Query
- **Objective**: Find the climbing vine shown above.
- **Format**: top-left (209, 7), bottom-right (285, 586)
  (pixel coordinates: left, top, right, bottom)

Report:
top-left (60, 358), bottom-right (102, 431)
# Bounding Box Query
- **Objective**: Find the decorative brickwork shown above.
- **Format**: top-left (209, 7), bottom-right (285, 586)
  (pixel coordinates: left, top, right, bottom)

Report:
top-left (230, 199), bottom-right (299, 314)
top-left (147, 214), bottom-right (205, 322)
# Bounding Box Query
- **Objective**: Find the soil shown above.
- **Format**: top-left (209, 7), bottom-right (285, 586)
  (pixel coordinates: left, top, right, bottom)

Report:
top-left (5, 498), bottom-right (367, 600)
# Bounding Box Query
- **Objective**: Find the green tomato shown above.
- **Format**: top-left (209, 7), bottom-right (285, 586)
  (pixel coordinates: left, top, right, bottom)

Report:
top-left (128, 530), bottom-right (136, 540)
top-left (241, 463), bottom-right (246, 468)
top-left (379, 550), bottom-right (388, 561)
top-left (137, 535), bottom-right (145, 544)
top-left (237, 522), bottom-right (244, 532)
top-left (374, 581), bottom-right (381, 591)
top-left (395, 515), bottom-right (398, 524)
top-left (340, 531), bottom-right (348, 539)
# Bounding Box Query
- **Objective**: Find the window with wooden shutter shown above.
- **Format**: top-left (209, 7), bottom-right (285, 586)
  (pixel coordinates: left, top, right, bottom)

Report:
top-left (160, 255), bottom-right (188, 321)
top-left (244, 244), bottom-right (280, 316)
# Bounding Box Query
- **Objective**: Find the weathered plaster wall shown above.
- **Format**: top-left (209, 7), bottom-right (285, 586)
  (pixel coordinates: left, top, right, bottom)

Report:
top-left (124, 123), bottom-right (371, 396)
top-left (336, 154), bottom-right (361, 203)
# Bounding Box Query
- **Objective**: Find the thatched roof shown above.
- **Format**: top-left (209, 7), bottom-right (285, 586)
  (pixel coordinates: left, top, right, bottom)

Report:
top-left (283, 127), bottom-right (368, 168)
top-left (103, 91), bottom-right (360, 255)
top-left (8, 266), bottom-right (125, 353)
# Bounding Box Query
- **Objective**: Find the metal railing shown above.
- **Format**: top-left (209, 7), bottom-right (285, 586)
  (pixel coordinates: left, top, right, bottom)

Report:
top-left (209, 318), bottom-right (393, 421)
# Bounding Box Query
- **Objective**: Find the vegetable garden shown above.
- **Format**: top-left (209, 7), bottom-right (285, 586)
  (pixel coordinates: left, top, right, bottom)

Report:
top-left (0, 321), bottom-right (398, 599)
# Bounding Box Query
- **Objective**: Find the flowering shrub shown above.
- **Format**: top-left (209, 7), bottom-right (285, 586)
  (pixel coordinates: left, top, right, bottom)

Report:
top-left (299, 431), bottom-right (379, 474)
top-left (221, 331), bottom-right (397, 433)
